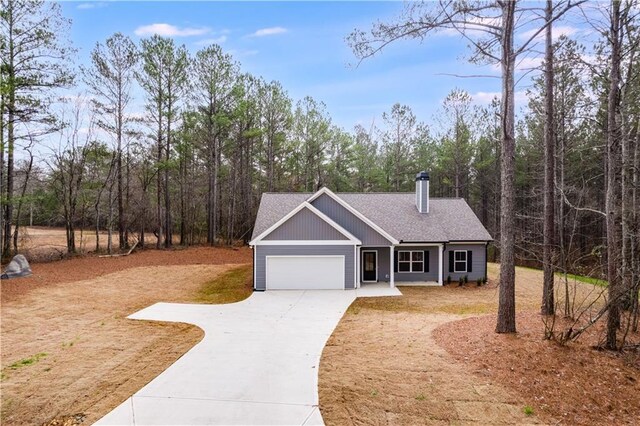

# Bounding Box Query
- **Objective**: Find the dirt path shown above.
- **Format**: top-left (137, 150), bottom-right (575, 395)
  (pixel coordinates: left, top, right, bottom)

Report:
top-left (320, 307), bottom-right (539, 425)
top-left (1, 248), bottom-right (252, 426)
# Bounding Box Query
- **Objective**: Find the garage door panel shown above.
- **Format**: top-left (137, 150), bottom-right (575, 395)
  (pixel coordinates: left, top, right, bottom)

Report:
top-left (266, 256), bottom-right (344, 290)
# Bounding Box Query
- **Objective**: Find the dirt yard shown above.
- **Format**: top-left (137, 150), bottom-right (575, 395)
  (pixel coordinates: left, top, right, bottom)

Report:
top-left (10, 227), bottom-right (113, 262)
top-left (319, 264), bottom-right (640, 425)
top-left (8, 226), bottom-right (195, 263)
top-left (0, 247), bottom-right (253, 425)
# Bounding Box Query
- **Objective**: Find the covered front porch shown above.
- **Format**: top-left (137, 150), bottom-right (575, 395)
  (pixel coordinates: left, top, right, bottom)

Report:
top-left (355, 245), bottom-right (444, 288)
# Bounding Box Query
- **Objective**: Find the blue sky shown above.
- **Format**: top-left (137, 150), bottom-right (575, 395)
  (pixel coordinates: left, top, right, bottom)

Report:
top-left (60, 1), bottom-right (590, 131)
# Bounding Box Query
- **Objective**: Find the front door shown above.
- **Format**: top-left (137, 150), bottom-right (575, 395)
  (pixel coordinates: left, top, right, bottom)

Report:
top-left (362, 251), bottom-right (377, 282)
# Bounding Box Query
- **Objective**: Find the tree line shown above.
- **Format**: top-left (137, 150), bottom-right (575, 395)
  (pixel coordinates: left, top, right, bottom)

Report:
top-left (1, 1), bottom-right (638, 345)
top-left (349, 0), bottom-right (638, 348)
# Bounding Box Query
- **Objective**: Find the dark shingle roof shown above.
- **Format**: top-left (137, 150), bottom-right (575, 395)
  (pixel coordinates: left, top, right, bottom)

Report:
top-left (251, 191), bottom-right (492, 243)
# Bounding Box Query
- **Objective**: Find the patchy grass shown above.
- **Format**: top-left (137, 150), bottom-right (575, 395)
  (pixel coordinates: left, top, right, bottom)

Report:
top-left (6, 353), bottom-right (47, 370)
top-left (558, 272), bottom-right (607, 287)
top-left (515, 264), bottom-right (608, 287)
top-left (194, 264), bottom-right (253, 304)
top-left (347, 295), bottom-right (420, 313)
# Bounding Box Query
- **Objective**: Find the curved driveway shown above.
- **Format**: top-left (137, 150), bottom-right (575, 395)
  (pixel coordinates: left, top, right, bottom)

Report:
top-left (96, 285), bottom-right (401, 425)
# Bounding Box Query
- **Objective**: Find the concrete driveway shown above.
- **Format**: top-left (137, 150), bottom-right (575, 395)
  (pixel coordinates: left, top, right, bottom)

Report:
top-left (96, 284), bottom-right (401, 425)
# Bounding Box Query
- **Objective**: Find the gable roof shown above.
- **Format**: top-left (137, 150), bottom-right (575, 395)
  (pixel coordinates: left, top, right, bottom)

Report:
top-left (308, 188), bottom-right (398, 244)
top-left (250, 201), bottom-right (361, 245)
top-left (251, 190), bottom-right (493, 244)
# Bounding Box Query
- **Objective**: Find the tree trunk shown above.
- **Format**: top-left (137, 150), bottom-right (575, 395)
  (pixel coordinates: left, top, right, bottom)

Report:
top-left (541, 0), bottom-right (556, 317)
top-left (179, 145), bottom-right (186, 245)
top-left (164, 100), bottom-right (172, 248)
top-left (12, 153), bottom-right (34, 252)
top-left (117, 87), bottom-right (125, 250)
top-left (605, 0), bottom-right (623, 350)
top-left (496, 0), bottom-right (517, 334)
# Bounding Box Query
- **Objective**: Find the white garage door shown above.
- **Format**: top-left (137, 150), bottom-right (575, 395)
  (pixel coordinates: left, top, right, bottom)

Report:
top-left (266, 256), bottom-right (345, 290)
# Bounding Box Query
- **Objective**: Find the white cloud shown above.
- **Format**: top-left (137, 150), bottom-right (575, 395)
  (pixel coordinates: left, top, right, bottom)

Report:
top-left (490, 56), bottom-right (543, 72)
top-left (77, 2), bottom-right (107, 10)
top-left (134, 23), bottom-right (210, 37)
top-left (471, 90), bottom-right (528, 105)
top-left (249, 27), bottom-right (288, 37)
top-left (125, 111), bottom-right (146, 120)
top-left (519, 25), bottom-right (579, 42)
top-left (194, 35), bottom-right (228, 46)
top-left (438, 16), bottom-right (502, 37)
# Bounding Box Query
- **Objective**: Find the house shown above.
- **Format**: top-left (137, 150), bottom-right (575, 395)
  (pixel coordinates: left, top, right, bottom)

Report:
top-left (249, 171), bottom-right (493, 290)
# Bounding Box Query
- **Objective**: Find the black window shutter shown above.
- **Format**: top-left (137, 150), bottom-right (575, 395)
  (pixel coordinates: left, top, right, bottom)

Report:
top-left (449, 251), bottom-right (454, 273)
top-left (424, 250), bottom-right (429, 272)
top-left (394, 251), bottom-right (398, 273)
top-left (467, 250), bottom-right (473, 272)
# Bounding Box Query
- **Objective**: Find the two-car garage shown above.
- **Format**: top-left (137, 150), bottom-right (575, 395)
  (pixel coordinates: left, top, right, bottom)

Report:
top-left (265, 256), bottom-right (345, 290)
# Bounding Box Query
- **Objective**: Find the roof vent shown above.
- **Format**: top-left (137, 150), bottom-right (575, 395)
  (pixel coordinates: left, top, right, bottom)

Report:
top-left (415, 171), bottom-right (429, 213)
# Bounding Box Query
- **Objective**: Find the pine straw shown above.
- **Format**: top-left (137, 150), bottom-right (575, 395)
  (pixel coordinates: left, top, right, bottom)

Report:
top-left (320, 263), bottom-right (639, 425)
top-left (433, 312), bottom-right (640, 425)
top-left (1, 245), bottom-right (253, 303)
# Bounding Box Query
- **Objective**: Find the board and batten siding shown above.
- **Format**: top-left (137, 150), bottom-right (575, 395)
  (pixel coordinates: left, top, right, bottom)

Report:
top-left (443, 243), bottom-right (487, 282)
top-left (394, 246), bottom-right (440, 282)
top-left (254, 245), bottom-right (355, 290)
top-left (311, 193), bottom-right (392, 246)
top-left (263, 207), bottom-right (348, 240)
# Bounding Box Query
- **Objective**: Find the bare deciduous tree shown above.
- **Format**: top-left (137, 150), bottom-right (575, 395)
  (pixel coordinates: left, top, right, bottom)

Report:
top-left (347, 0), bottom-right (583, 334)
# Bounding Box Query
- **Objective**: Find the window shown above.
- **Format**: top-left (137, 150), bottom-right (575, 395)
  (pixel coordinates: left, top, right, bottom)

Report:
top-left (454, 250), bottom-right (467, 273)
top-left (398, 251), bottom-right (424, 273)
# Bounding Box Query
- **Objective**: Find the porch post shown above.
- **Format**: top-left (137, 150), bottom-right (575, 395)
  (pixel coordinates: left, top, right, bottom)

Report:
top-left (389, 246), bottom-right (395, 288)
top-left (438, 244), bottom-right (444, 286)
top-left (356, 246), bottom-right (361, 288)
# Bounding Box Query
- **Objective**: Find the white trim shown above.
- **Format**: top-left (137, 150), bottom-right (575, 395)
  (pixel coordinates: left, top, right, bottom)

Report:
top-left (397, 250), bottom-right (425, 273)
top-left (253, 245), bottom-right (257, 290)
top-left (254, 240), bottom-right (356, 246)
top-left (397, 243), bottom-right (442, 246)
top-left (389, 246), bottom-right (395, 288)
top-left (361, 250), bottom-right (378, 282)
top-left (265, 255), bottom-right (345, 290)
top-left (356, 246), bottom-right (362, 288)
top-left (306, 187), bottom-right (400, 244)
top-left (454, 250), bottom-right (468, 273)
top-left (438, 244), bottom-right (444, 286)
top-left (353, 245), bottom-right (357, 288)
top-left (448, 241), bottom-right (488, 245)
top-left (249, 201), bottom-right (362, 245)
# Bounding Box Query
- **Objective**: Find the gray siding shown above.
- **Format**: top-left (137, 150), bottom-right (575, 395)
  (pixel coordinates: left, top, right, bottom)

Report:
top-left (394, 246), bottom-right (439, 282)
top-left (443, 243), bottom-right (487, 282)
top-left (416, 179), bottom-right (429, 213)
top-left (311, 193), bottom-right (392, 246)
top-left (254, 245), bottom-right (355, 291)
top-left (263, 207), bottom-right (348, 241)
